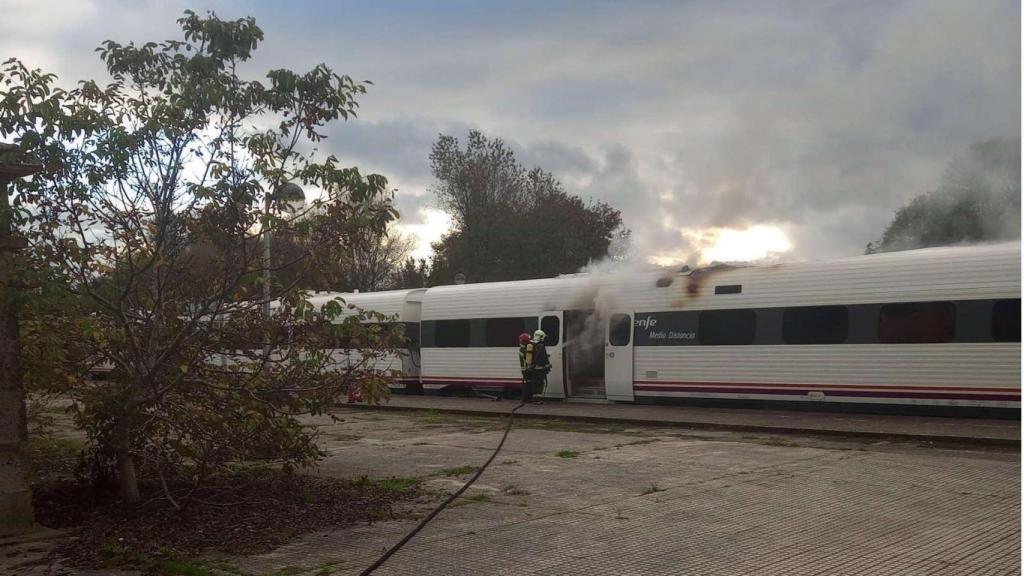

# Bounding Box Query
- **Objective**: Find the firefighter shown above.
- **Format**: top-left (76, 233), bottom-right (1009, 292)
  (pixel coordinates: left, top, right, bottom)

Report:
top-left (511, 332), bottom-right (532, 402)
top-left (527, 329), bottom-right (551, 404)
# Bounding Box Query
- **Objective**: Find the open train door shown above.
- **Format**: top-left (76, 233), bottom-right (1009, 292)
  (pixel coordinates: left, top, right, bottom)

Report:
top-left (605, 311), bottom-right (635, 402)
top-left (538, 312), bottom-right (565, 399)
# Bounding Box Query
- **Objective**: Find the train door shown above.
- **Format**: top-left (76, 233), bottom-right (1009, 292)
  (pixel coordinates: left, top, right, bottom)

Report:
top-left (605, 311), bottom-right (635, 402)
top-left (538, 313), bottom-right (566, 399)
top-left (564, 309), bottom-right (606, 399)
top-left (400, 289), bottom-right (426, 394)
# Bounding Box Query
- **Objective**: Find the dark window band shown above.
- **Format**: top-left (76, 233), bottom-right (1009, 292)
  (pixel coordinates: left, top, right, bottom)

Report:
top-left (419, 299), bottom-right (1020, 348)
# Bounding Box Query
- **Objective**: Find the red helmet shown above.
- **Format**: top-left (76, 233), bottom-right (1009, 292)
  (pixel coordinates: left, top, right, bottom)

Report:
top-left (518, 333), bottom-right (531, 345)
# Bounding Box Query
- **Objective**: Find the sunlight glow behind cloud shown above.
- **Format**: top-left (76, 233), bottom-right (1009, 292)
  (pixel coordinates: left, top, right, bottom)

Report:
top-left (394, 208), bottom-right (453, 261)
top-left (650, 224), bottom-right (794, 266)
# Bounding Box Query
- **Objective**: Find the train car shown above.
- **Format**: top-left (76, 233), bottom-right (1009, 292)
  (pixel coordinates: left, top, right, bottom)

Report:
top-left (603, 241), bottom-right (1019, 408)
top-left (414, 242), bottom-right (1020, 408)
top-left (417, 276), bottom-right (591, 396)
top-left (308, 288), bottom-right (425, 390)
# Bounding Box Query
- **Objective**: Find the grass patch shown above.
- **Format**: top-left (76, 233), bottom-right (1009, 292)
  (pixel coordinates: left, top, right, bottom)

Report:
top-left (500, 459), bottom-right (519, 465)
top-left (556, 449), bottom-right (579, 459)
top-left (355, 475), bottom-right (420, 494)
top-left (761, 437), bottom-right (799, 447)
top-left (156, 558), bottom-right (214, 576)
top-left (465, 493), bottom-right (492, 503)
top-left (327, 433), bottom-right (363, 442)
top-left (502, 485), bottom-right (530, 496)
top-left (438, 465), bottom-right (477, 477)
top-left (27, 435), bottom-right (84, 482)
top-left (640, 484), bottom-right (666, 496)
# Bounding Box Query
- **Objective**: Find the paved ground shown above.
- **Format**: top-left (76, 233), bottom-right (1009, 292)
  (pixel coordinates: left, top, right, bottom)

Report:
top-left (228, 407), bottom-right (1021, 576)
top-left (349, 394), bottom-right (1021, 445)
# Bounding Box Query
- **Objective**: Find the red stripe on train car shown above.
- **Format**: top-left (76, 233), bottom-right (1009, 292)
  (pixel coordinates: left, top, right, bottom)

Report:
top-left (423, 378), bottom-right (523, 387)
top-left (634, 380), bottom-right (1019, 393)
top-left (634, 384), bottom-right (1019, 401)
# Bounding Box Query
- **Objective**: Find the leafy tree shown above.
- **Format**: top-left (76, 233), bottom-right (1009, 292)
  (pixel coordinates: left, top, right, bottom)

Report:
top-left (267, 217), bottom-right (415, 292)
top-left (341, 229), bottom-right (415, 292)
top-left (0, 11), bottom-right (404, 503)
top-left (392, 256), bottom-right (430, 289)
top-left (427, 131), bottom-right (626, 284)
top-left (870, 138), bottom-right (1020, 253)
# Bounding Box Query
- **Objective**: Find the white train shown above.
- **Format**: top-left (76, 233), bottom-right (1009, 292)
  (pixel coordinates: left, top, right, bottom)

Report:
top-left (321, 242), bottom-right (1021, 409)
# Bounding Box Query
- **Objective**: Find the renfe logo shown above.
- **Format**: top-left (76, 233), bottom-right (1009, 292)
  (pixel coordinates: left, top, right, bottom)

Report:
top-left (635, 315), bottom-right (657, 329)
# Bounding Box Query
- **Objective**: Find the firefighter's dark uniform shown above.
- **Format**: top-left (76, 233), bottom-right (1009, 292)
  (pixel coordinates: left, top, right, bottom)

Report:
top-left (524, 339), bottom-right (550, 402)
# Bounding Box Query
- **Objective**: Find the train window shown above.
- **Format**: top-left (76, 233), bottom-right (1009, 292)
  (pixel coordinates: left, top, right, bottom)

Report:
top-left (608, 314), bottom-right (631, 346)
top-left (714, 284), bottom-right (742, 295)
top-left (541, 316), bottom-right (560, 346)
top-left (878, 302), bottom-right (955, 344)
top-left (434, 319), bottom-right (471, 347)
top-left (484, 317), bottom-right (530, 347)
top-left (699, 309), bottom-right (756, 345)
top-left (783, 306), bottom-right (848, 344)
top-left (992, 299), bottom-right (1021, 342)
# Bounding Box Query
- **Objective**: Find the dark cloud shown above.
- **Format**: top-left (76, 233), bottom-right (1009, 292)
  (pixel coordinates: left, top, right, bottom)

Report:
top-left (3, 0), bottom-right (1018, 263)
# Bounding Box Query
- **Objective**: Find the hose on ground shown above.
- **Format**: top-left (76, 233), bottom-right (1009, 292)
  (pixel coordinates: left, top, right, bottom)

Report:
top-left (358, 399), bottom-right (527, 575)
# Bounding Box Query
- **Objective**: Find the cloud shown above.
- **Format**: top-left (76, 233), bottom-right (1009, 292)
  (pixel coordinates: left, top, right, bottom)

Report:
top-left (3, 0), bottom-right (1018, 266)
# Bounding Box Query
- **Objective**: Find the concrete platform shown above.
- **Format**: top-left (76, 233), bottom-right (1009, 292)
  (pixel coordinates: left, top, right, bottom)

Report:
top-left (346, 395), bottom-right (1021, 447)
top-left (234, 408), bottom-right (1021, 576)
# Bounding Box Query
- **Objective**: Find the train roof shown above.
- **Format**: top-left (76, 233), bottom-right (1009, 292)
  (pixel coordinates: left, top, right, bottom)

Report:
top-left (419, 242), bottom-right (1021, 317)
top-left (314, 242), bottom-right (1020, 319)
top-left (307, 288), bottom-right (422, 318)
top-left (605, 241), bottom-right (1021, 311)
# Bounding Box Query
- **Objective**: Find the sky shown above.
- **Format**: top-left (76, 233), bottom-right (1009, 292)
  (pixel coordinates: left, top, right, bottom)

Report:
top-left (2, 0), bottom-right (1019, 265)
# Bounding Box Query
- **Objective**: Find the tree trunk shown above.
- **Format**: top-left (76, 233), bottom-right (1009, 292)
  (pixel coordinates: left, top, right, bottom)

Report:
top-left (115, 417), bottom-right (140, 503)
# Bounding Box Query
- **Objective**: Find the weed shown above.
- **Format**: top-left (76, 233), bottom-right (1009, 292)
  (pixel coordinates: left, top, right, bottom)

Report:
top-left (466, 493), bottom-right (492, 503)
top-left (156, 559), bottom-right (214, 576)
top-left (500, 459), bottom-right (520, 465)
top-left (556, 449), bottom-right (579, 459)
top-left (354, 476), bottom-right (420, 494)
top-left (27, 436), bottom-right (84, 480)
top-left (641, 484), bottom-right (666, 496)
top-left (328, 433), bottom-right (362, 442)
top-left (760, 437), bottom-right (799, 447)
top-left (502, 485), bottom-right (530, 496)
top-left (439, 465), bottom-right (478, 477)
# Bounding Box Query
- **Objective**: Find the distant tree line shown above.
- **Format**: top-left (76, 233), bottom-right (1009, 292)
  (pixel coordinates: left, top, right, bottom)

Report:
top-left (259, 130), bottom-right (628, 292)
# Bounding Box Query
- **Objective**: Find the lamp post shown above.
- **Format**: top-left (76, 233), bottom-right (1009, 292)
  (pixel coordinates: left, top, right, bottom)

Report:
top-left (0, 143), bottom-right (40, 534)
top-left (262, 183), bottom-right (304, 354)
